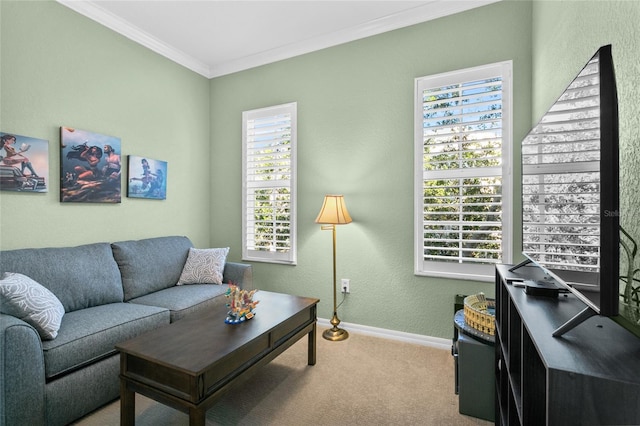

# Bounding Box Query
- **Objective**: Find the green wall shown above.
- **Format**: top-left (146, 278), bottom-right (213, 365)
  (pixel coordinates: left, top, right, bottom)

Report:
top-left (0, 0), bottom-right (211, 249)
top-left (210, 0), bottom-right (533, 338)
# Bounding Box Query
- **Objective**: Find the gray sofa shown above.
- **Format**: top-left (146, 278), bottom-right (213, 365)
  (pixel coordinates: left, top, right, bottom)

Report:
top-left (0, 236), bottom-right (252, 426)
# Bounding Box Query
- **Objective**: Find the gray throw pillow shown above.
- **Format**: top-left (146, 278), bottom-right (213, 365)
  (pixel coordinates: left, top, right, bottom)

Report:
top-left (177, 247), bottom-right (229, 285)
top-left (0, 272), bottom-right (65, 340)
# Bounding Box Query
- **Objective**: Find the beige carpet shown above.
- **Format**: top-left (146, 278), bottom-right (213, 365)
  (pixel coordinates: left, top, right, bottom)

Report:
top-left (73, 333), bottom-right (492, 425)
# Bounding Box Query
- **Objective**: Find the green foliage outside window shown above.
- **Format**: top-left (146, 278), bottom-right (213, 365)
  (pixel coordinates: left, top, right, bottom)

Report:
top-left (421, 82), bottom-right (503, 263)
top-left (253, 188), bottom-right (291, 252)
top-left (251, 135), bottom-right (291, 253)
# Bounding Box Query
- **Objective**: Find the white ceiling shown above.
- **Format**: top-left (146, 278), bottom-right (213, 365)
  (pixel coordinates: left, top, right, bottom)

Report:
top-left (57, 0), bottom-right (499, 78)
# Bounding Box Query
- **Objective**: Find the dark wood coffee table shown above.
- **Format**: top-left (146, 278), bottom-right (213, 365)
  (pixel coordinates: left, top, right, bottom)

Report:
top-left (116, 291), bottom-right (319, 426)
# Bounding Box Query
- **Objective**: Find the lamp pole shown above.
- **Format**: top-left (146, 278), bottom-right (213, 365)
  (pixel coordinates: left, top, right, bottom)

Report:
top-left (322, 223), bottom-right (348, 341)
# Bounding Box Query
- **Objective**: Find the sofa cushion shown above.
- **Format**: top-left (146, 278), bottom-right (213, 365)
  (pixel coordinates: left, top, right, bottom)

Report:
top-left (177, 247), bottom-right (229, 285)
top-left (0, 243), bottom-right (124, 312)
top-left (0, 272), bottom-right (65, 339)
top-left (111, 236), bottom-right (193, 301)
top-left (129, 284), bottom-right (229, 322)
top-left (41, 303), bottom-right (169, 380)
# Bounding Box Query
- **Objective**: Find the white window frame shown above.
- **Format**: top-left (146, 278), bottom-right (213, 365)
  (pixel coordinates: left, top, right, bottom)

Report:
top-left (414, 62), bottom-right (513, 282)
top-left (242, 102), bottom-right (297, 265)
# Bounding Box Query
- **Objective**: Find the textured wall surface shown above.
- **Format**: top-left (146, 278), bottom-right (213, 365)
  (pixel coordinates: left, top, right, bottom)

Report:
top-left (0, 0), bottom-right (211, 249)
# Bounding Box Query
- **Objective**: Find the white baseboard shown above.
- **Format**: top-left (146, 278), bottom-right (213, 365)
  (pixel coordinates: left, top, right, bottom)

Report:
top-left (317, 318), bottom-right (452, 351)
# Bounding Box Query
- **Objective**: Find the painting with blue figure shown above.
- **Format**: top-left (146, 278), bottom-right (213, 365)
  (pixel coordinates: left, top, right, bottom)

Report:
top-left (127, 155), bottom-right (167, 200)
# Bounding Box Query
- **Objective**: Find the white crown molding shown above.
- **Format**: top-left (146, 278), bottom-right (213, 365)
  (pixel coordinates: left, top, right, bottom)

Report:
top-left (57, 0), bottom-right (500, 79)
top-left (209, 0), bottom-right (500, 78)
top-left (56, 0), bottom-right (211, 77)
top-left (317, 318), bottom-right (452, 350)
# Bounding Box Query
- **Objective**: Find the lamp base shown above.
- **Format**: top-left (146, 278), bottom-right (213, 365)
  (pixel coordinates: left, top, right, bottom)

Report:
top-left (324, 313), bottom-right (348, 341)
top-left (323, 327), bottom-right (349, 341)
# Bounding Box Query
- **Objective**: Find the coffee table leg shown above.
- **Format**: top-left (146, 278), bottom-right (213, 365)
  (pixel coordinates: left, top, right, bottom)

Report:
top-left (308, 321), bottom-right (317, 365)
top-left (120, 379), bottom-right (135, 426)
top-left (189, 407), bottom-right (206, 426)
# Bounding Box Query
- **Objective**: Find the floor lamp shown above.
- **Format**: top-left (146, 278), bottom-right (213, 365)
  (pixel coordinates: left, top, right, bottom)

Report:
top-left (315, 194), bottom-right (352, 341)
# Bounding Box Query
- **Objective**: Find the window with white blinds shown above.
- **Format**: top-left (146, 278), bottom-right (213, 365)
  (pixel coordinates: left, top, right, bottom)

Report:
top-left (414, 62), bottom-right (512, 281)
top-left (242, 102), bottom-right (297, 264)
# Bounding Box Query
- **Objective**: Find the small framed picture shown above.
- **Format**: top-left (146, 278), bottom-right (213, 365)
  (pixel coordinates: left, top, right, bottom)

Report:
top-left (0, 132), bottom-right (48, 193)
top-left (60, 127), bottom-right (121, 203)
top-left (127, 155), bottom-right (167, 200)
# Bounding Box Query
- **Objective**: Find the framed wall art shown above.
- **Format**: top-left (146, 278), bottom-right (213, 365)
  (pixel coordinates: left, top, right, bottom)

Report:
top-left (60, 127), bottom-right (121, 203)
top-left (127, 155), bottom-right (167, 200)
top-left (0, 132), bottom-right (48, 193)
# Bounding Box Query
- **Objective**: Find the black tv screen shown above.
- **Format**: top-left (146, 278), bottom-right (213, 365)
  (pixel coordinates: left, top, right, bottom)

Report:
top-left (519, 45), bottom-right (619, 328)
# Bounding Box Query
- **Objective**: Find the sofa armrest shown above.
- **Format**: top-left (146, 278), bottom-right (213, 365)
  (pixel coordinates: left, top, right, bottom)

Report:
top-left (0, 314), bottom-right (46, 426)
top-left (223, 262), bottom-right (253, 289)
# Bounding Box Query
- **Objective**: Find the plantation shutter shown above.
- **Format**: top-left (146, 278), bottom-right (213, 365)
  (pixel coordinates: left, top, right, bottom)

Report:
top-left (242, 102), bottom-right (297, 264)
top-left (414, 62), bottom-right (512, 281)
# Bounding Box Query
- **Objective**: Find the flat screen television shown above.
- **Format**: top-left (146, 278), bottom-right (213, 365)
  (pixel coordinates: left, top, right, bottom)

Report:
top-left (512, 45), bottom-right (619, 336)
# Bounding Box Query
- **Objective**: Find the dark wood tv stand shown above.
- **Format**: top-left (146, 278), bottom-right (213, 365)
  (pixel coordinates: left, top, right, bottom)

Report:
top-left (495, 264), bottom-right (640, 425)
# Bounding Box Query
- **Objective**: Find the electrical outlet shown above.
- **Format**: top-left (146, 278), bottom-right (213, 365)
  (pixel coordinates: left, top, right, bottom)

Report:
top-left (341, 278), bottom-right (350, 294)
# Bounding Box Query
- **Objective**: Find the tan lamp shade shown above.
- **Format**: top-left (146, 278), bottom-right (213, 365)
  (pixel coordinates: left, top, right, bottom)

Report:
top-left (315, 195), bottom-right (352, 225)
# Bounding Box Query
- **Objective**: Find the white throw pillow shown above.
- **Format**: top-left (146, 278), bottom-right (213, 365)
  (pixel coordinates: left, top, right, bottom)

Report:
top-left (0, 272), bottom-right (65, 340)
top-left (177, 247), bottom-right (230, 285)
